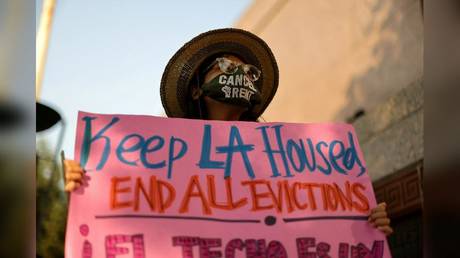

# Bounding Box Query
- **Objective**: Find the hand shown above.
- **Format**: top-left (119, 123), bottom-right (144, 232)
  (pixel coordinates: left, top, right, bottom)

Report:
top-left (368, 202), bottom-right (393, 236)
top-left (64, 159), bottom-right (85, 192)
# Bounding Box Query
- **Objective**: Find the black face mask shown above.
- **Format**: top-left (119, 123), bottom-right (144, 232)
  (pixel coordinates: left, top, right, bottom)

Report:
top-left (200, 66), bottom-right (261, 108)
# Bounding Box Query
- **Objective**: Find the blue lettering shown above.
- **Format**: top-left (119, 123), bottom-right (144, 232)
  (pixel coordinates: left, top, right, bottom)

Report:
top-left (303, 139), bottom-right (317, 172)
top-left (167, 137), bottom-right (188, 179)
top-left (256, 125), bottom-right (293, 178)
top-left (198, 125), bottom-right (225, 169)
top-left (316, 141), bottom-right (332, 175)
top-left (344, 148), bottom-right (355, 170)
top-left (346, 132), bottom-right (366, 176)
top-left (140, 136), bottom-right (166, 169)
top-left (116, 134), bottom-right (143, 166)
top-left (286, 139), bottom-right (305, 172)
top-left (286, 139), bottom-right (318, 173)
top-left (216, 126), bottom-right (255, 179)
top-left (80, 116), bottom-right (120, 170)
top-left (329, 140), bottom-right (347, 175)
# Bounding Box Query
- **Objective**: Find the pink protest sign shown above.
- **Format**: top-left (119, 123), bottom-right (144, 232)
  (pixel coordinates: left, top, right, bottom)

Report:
top-left (65, 111), bottom-right (391, 258)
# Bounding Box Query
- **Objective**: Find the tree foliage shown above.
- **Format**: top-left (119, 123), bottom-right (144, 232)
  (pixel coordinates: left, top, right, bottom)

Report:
top-left (36, 141), bottom-right (67, 258)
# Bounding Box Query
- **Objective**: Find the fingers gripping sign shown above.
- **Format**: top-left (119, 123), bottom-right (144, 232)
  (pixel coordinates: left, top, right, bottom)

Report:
top-left (368, 202), bottom-right (393, 236)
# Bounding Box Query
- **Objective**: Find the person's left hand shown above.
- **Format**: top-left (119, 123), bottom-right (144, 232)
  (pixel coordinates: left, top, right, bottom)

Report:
top-left (368, 202), bottom-right (393, 236)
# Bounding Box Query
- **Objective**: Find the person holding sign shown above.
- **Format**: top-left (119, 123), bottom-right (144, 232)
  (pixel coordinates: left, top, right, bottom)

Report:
top-left (64, 28), bottom-right (393, 238)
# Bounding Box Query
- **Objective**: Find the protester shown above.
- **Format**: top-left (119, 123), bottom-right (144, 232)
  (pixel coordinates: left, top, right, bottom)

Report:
top-left (64, 28), bottom-right (393, 236)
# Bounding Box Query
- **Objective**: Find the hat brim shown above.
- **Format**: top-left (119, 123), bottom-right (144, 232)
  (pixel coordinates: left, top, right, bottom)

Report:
top-left (160, 28), bottom-right (278, 120)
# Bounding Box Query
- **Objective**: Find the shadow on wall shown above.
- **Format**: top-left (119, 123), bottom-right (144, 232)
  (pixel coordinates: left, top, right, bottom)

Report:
top-left (336, 0), bottom-right (423, 122)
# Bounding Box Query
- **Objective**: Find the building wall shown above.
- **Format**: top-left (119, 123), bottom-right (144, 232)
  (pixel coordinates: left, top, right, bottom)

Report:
top-left (235, 0), bottom-right (423, 123)
top-left (355, 81), bottom-right (423, 257)
top-left (353, 79), bottom-right (423, 181)
top-left (236, 3), bottom-right (424, 256)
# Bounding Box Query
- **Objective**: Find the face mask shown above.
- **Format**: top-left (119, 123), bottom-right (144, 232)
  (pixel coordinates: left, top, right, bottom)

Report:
top-left (200, 66), bottom-right (261, 108)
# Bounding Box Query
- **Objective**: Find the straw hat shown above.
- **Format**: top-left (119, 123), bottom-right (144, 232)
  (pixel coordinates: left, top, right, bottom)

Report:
top-left (160, 28), bottom-right (278, 120)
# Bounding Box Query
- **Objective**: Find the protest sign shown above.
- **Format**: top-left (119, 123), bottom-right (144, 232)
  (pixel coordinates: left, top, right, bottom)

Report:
top-left (65, 111), bottom-right (391, 258)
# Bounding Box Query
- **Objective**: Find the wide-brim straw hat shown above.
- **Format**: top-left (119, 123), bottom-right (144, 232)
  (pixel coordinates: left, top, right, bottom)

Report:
top-left (160, 28), bottom-right (279, 120)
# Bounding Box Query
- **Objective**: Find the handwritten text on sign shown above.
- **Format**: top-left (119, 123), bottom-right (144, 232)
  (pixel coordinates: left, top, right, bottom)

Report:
top-left (65, 112), bottom-right (391, 258)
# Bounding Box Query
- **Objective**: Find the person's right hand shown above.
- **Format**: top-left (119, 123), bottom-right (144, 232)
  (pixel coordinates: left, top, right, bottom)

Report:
top-left (64, 159), bottom-right (84, 192)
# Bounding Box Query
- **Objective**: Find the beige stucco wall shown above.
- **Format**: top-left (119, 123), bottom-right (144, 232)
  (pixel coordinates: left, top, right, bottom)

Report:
top-left (235, 0), bottom-right (423, 123)
top-left (353, 79), bottom-right (423, 181)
